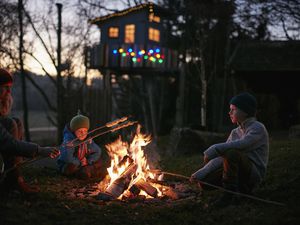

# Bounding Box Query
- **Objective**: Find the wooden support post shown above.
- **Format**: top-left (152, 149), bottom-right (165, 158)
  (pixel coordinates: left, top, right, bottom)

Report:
top-left (103, 69), bottom-right (112, 122)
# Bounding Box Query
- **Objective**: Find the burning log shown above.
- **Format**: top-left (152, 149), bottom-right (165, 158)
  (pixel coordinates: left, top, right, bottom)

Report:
top-left (129, 184), bottom-right (141, 196)
top-left (102, 163), bottom-right (137, 199)
top-left (134, 179), bottom-right (158, 198)
top-left (105, 177), bottom-right (129, 199)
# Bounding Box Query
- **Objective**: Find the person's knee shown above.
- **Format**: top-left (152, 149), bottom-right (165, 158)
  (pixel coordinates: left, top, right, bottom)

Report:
top-left (91, 159), bottom-right (102, 169)
top-left (61, 163), bottom-right (78, 176)
top-left (78, 166), bottom-right (92, 179)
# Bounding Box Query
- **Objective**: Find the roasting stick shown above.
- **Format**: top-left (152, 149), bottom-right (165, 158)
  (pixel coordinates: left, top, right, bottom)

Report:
top-left (70, 121), bottom-right (137, 149)
top-left (0, 119), bottom-right (136, 183)
top-left (158, 171), bottom-right (285, 206)
top-left (61, 116), bottom-right (129, 148)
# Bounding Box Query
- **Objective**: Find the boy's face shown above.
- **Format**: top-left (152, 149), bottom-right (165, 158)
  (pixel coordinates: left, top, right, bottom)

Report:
top-left (74, 127), bottom-right (88, 140)
top-left (228, 104), bottom-right (247, 124)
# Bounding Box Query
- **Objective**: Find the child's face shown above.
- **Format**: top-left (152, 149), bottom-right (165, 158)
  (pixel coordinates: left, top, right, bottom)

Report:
top-left (74, 128), bottom-right (88, 140)
top-left (228, 104), bottom-right (247, 124)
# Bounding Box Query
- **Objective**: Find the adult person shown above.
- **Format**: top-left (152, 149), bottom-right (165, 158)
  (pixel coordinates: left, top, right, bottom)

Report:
top-left (0, 68), bottom-right (59, 194)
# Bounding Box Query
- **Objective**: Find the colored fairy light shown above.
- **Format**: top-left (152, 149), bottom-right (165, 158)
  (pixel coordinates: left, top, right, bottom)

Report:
top-left (138, 50), bottom-right (146, 55)
top-left (112, 47), bottom-right (164, 63)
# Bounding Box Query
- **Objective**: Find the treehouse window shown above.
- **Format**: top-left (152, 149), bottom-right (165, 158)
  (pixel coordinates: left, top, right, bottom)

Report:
top-left (125, 24), bottom-right (135, 43)
top-left (109, 27), bottom-right (119, 38)
top-left (148, 27), bottom-right (160, 42)
top-left (149, 13), bottom-right (160, 23)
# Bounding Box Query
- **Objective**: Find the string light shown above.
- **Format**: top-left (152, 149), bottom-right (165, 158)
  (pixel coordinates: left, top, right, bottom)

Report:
top-left (112, 47), bottom-right (164, 64)
top-left (90, 3), bottom-right (154, 24)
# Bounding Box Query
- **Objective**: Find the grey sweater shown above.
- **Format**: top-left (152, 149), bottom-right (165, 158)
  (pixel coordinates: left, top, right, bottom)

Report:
top-left (193, 117), bottom-right (269, 183)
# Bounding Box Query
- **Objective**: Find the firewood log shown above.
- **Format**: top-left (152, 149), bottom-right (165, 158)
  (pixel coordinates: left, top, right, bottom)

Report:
top-left (105, 177), bottom-right (128, 198)
top-left (135, 179), bottom-right (158, 197)
top-left (105, 162), bottom-right (137, 198)
top-left (129, 184), bottom-right (141, 196)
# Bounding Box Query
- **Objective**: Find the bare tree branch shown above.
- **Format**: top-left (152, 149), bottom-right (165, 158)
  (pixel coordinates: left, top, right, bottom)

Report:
top-left (23, 70), bottom-right (57, 112)
top-left (24, 51), bottom-right (57, 84)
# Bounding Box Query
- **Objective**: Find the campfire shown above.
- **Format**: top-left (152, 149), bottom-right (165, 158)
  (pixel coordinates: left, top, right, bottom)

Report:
top-left (96, 124), bottom-right (164, 201)
top-left (65, 123), bottom-right (200, 203)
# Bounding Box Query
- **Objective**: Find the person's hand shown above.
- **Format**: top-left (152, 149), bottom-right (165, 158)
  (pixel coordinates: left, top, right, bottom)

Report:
top-left (190, 174), bottom-right (197, 183)
top-left (203, 154), bottom-right (209, 165)
top-left (80, 157), bottom-right (88, 167)
top-left (38, 147), bottom-right (60, 158)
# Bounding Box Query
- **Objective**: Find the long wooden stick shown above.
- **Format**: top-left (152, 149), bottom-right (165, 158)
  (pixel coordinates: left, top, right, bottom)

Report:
top-left (160, 171), bottom-right (286, 206)
top-left (61, 116), bottom-right (129, 148)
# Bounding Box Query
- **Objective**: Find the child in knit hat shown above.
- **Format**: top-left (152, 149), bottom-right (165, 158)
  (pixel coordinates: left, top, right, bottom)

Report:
top-left (57, 111), bottom-right (104, 179)
top-left (191, 92), bottom-right (269, 207)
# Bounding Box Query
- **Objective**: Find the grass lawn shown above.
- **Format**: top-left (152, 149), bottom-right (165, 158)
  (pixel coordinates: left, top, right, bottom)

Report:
top-left (1, 137), bottom-right (300, 225)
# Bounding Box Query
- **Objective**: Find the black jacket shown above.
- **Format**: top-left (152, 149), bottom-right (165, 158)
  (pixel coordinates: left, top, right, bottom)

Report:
top-left (0, 123), bottom-right (38, 158)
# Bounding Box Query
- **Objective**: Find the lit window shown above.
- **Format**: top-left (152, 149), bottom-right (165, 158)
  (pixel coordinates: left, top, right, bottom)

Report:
top-left (108, 27), bottom-right (119, 38)
top-left (125, 24), bottom-right (135, 43)
top-left (149, 13), bottom-right (160, 23)
top-left (148, 27), bottom-right (160, 42)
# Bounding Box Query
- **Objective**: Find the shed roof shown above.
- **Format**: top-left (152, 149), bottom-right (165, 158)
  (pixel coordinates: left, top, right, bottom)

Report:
top-left (89, 2), bottom-right (169, 25)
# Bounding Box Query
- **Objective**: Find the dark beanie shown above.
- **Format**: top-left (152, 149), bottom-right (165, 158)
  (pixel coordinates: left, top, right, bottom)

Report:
top-left (70, 111), bottom-right (90, 132)
top-left (0, 68), bottom-right (13, 86)
top-left (229, 92), bottom-right (257, 116)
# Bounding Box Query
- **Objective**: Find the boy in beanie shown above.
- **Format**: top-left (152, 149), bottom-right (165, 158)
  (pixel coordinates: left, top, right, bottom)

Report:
top-left (57, 111), bottom-right (105, 179)
top-left (191, 92), bottom-right (269, 207)
top-left (0, 68), bottom-right (60, 195)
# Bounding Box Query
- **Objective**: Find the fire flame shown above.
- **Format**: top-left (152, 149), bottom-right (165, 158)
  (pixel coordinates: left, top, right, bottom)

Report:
top-left (103, 124), bottom-right (160, 198)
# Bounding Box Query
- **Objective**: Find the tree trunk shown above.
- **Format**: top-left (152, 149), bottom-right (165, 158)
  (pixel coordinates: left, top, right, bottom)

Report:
top-left (145, 75), bottom-right (157, 139)
top-left (158, 77), bottom-right (166, 133)
top-left (56, 3), bottom-right (64, 143)
top-left (18, 0), bottom-right (30, 141)
top-left (175, 64), bottom-right (186, 128)
top-left (199, 50), bottom-right (207, 128)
